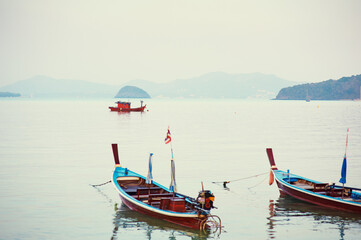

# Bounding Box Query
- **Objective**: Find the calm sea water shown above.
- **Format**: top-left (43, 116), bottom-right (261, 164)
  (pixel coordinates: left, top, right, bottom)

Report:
top-left (0, 98), bottom-right (361, 240)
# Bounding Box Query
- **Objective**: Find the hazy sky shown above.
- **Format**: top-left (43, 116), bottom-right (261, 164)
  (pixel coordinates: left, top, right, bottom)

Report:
top-left (1, 0), bottom-right (360, 87)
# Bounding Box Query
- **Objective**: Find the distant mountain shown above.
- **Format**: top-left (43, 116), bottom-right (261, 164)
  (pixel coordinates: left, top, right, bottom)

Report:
top-left (276, 74), bottom-right (361, 100)
top-left (125, 72), bottom-right (295, 99)
top-left (0, 92), bottom-right (21, 97)
top-left (0, 72), bottom-right (296, 99)
top-left (115, 86), bottom-right (151, 98)
top-left (0, 75), bottom-right (118, 98)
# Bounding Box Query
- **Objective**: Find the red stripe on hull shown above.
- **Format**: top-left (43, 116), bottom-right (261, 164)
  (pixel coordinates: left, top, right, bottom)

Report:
top-left (276, 180), bottom-right (361, 213)
top-left (118, 194), bottom-right (205, 229)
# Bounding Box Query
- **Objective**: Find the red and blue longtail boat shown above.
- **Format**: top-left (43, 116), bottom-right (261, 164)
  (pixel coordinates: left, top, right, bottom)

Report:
top-left (110, 144), bottom-right (220, 230)
top-left (266, 148), bottom-right (361, 213)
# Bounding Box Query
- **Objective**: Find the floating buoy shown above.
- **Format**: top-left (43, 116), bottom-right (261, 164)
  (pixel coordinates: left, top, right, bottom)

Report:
top-left (269, 170), bottom-right (274, 185)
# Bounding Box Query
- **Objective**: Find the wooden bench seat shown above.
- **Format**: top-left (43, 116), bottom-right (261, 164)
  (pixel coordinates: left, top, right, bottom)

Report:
top-left (148, 193), bottom-right (176, 205)
top-left (295, 183), bottom-right (314, 191)
top-left (134, 192), bottom-right (176, 202)
top-left (135, 188), bottom-right (158, 199)
top-left (324, 188), bottom-right (344, 197)
top-left (313, 183), bottom-right (328, 192)
top-left (136, 187), bottom-right (163, 196)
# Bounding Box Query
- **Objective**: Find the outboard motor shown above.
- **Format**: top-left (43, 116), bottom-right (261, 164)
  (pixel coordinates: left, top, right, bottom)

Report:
top-left (197, 190), bottom-right (215, 210)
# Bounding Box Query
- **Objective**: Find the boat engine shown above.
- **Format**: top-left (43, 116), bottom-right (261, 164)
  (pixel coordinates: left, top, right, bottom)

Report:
top-left (197, 190), bottom-right (215, 210)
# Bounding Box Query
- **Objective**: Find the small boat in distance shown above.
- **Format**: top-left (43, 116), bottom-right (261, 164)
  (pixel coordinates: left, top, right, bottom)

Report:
top-left (110, 144), bottom-right (221, 230)
top-left (266, 148), bottom-right (361, 213)
top-left (109, 100), bottom-right (146, 112)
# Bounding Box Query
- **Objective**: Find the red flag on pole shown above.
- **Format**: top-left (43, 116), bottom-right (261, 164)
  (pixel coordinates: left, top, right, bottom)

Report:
top-left (165, 128), bottom-right (171, 144)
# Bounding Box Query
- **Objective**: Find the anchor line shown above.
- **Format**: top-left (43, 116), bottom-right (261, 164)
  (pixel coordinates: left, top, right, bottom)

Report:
top-left (212, 172), bottom-right (268, 187)
top-left (248, 174), bottom-right (269, 189)
top-left (90, 180), bottom-right (112, 187)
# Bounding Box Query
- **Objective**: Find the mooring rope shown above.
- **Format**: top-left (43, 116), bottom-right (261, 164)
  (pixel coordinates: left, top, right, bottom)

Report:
top-left (212, 171), bottom-right (268, 187)
top-left (200, 214), bottom-right (222, 235)
top-left (90, 180), bottom-right (112, 187)
top-left (247, 173), bottom-right (269, 189)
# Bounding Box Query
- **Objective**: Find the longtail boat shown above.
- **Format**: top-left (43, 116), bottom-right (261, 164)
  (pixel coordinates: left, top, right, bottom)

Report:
top-left (266, 148), bottom-right (361, 213)
top-left (109, 101), bottom-right (146, 112)
top-left (110, 144), bottom-right (221, 230)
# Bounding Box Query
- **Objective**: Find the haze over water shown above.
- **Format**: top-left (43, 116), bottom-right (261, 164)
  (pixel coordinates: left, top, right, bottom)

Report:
top-left (0, 99), bottom-right (361, 240)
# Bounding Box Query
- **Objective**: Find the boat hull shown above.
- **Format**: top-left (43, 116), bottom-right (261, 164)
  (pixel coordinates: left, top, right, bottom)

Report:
top-left (109, 105), bottom-right (146, 112)
top-left (273, 170), bottom-right (361, 213)
top-left (112, 167), bottom-right (207, 229)
top-left (118, 193), bottom-right (204, 229)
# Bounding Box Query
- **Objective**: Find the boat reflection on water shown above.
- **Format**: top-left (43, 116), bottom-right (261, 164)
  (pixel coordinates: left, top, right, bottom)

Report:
top-left (111, 203), bottom-right (210, 240)
top-left (267, 196), bottom-right (361, 240)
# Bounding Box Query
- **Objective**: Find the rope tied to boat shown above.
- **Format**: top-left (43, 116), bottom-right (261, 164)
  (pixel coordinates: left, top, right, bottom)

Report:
top-left (200, 214), bottom-right (222, 235)
top-left (247, 173), bottom-right (269, 189)
top-left (212, 171), bottom-right (268, 188)
top-left (90, 180), bottom-right (112, 187)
